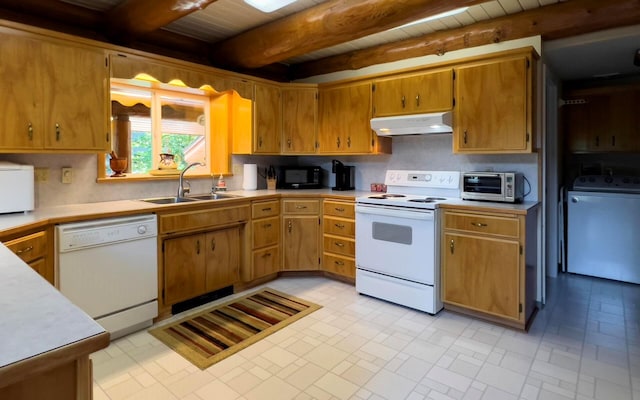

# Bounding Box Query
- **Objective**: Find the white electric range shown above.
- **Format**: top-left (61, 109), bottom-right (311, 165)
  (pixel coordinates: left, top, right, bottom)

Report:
top-left (355, 170), bottom-right (460, 314)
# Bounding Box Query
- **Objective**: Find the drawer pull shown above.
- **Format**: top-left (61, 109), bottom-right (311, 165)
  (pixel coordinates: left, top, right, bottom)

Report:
top-left (263, 223), bottom-right (272, 228)
top-left (196, 239), bottom-right (201, 255)
top-left (28, 123), bottom-right (33, 140)
top-left (471, 222), bottom-right (488, 227)
top-left (295, 205), bottom-right (308, 209)
top-left (288, 220), bottom-right (292, 233)
top-left (450, 239), bottom-right (454, 254)
top-left (262, 207), bottom-right (272, 211)
top-left (334, 260), bottom-right (345, 266)
top-left (334, 223), bottom-right (345, 229)
top-left (55, 123), bottom-right (61, 141)
top-left (262, 252), bottom-right (272, 258)
top-left (334, 241), bottom-right (345, 247)
top-left (211, 238), bottom-right (216, 251)
top-left (335, 207), bottom-right (345, 212)
top-left (15, 246), bottom-right (33, 255)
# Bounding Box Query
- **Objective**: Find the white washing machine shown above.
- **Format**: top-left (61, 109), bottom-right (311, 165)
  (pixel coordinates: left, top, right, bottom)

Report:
top-left (567, 175), bottom-right (640, 284)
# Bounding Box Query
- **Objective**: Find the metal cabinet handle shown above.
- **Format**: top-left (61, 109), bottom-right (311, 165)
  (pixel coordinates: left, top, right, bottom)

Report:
top-left (55, 123), bottom-right (61, 141)
top-left (262, 252), bottom-right (272, 258)
top-left (258, 136), bottom-right (263, 147)
top-left (334, 241), bottom-right (345, 247)
top-left (334, 223), bottom-right (345, 229)
top-left (262, 207), bottom-right (272, 211)
top-left (196, 239), bottom-right (200, 255)
top-left (334, 260), bottom-right (345, 266)
top-left (450, 239), bottom-right (454, 254)
top-left (335, 207), bottom-right (345, 212)
top-left (288, 220), bottom-right (292, 233)
top-left (336, 137), bottom-right (341, 148)
top-left (347, 136), bottom-right (351, 148)
top-left (15, 246), bottom-right (33, 255)
top-left (28, 123), bottom-right (33, 140)
top-left (211, 238), bottom-right (216, 251)
top-left (295, 205), bottom-right (307, 209)
top-left (263, 223), bottom-right (272, 228)
top-left (401, 95), bottom-right (406, 108)
top-left (463, 130), bottom-right (468, 144)
top-left (287, 138), bottom-right (292, 148)
top-left (471, 222), bottom-right (488, 227)
top-left (416, 94), bottom-right (420, 107)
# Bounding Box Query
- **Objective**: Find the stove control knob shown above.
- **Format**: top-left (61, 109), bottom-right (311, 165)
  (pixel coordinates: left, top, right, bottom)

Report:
top-left (604, 176), bottom-right (613, 184)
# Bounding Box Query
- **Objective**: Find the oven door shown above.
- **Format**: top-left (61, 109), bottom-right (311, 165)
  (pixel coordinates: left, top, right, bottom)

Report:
top-left (355, 204), bottom-right (436, 285)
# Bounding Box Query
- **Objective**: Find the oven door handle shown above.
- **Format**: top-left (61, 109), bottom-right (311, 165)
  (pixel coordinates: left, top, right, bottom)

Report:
top-left (356, 204), bottom-right (434, 220)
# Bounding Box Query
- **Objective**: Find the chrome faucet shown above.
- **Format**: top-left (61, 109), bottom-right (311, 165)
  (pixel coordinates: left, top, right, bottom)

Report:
top-left (177, 162), bottom-right (204, 198)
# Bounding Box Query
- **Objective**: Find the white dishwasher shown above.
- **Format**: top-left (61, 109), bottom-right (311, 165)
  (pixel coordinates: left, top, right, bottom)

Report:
top-left (57, 214), bottom-right (158, 339)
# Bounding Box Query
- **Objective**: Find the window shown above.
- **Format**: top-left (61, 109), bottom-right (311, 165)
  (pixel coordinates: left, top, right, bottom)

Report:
top-left (105, 77), bottom-right (229, 179)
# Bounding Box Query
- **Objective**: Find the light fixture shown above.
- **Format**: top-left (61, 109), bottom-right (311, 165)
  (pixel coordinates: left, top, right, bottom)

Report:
top-left (244, 0), bottom-right (297, 13)
top-left (393, 7), bottom-right (469, 30)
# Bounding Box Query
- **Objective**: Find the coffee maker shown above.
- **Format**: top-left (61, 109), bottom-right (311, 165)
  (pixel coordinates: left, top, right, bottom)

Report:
top-left (332, 159), bottom-right (355, 191)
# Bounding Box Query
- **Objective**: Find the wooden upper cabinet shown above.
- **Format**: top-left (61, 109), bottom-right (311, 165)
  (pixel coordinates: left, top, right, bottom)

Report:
top-left (564, 87), bottom-right (640, 153)
top-left (372, 69), bottom-right (453, 117)
top-left (0, 28), bottom-right (109, 152)
top-left (454, 51), bottom-right (534, 153)
top-left (318, 81), bottom-right (373, 153)
top-left (282, 86), bottom-right (317, 154)
top-left (253, 82), bottom-right (282, 153)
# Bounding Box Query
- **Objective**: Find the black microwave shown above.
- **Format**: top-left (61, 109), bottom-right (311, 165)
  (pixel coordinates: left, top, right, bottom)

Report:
top-left (280, 166), bottom-right (322, 189)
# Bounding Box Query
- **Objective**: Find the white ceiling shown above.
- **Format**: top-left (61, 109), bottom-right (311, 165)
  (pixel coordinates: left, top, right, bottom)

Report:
top-left (61, 0), bottom-right (640, 81)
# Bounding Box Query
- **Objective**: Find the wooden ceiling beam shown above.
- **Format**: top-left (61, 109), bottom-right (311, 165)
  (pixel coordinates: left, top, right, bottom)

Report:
top-left (105, 0), bottom-right (219, 40)
top-left (291, 0), bottom-right (640, 79)
top-left (209, 0), bottom-right (488, 69)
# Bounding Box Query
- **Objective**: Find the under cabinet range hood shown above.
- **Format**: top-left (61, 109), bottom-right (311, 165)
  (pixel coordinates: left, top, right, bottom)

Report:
top-left (371, 112), bottom-right (453, 136)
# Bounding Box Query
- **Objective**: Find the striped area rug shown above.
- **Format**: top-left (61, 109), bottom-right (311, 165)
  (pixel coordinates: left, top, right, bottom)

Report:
top-left (149, 288), bottom-right (322, 369)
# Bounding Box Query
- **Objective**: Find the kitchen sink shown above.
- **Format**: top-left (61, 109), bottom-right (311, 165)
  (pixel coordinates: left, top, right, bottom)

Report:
top-left (139, 196), bottom-right (199, 204)
top-left (187, 193), bottom-right (242, 200)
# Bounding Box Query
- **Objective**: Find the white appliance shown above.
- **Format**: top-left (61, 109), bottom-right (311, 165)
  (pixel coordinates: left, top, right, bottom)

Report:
top-left (355, 170), bottom-right (460, 314)
top-left (57, 214), bottom-right (158, 339)
top-left (370, 112), bottom-right (453, 136)
top-left (0, 162), bottom-right (34, 214)
top-left (567, 175), bottom-right (640, 284)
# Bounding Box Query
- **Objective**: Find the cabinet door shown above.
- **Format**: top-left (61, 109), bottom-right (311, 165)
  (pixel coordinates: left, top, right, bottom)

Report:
top-left (318, 82), bottom-right (372, 153)
top-left (373, 69), bottom-right (453, 117)
top-left (163, 234), bottom-right (206, 304)
top-left (253, 246), bottom-right (280, 278)
top-left (443, 233), bottom-right (520, 320)
top-left (283, 216), bottom-right (320, 270)
top-left (282, 87), bottom-right (317, 153)
top-left (563, 99), bottom-right (590, 153)
top-left (42, 41), bottom-right (108, 151)
top-left (0, 31), bottom-right (44, 149)
top-left (454, 55), bottom-right (530, 153)
top-left (253, 82), bottom-right (281, 153)
top-left (205, 227), bottom-right (240, 291)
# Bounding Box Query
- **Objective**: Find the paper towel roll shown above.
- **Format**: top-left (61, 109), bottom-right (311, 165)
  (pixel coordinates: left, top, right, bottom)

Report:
top-left (242, 164), bottom-right (258, 190)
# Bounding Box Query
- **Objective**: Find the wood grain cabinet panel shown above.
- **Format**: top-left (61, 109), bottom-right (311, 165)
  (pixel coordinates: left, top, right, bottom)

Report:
top-left (453, 51), bottom-right (534, 153)
top-left (372, 69), bottom-right (453, 117)
top-left (441, 207), bottom-right (538, 330)
top-left (282, 86), bottom-right (318, 154)
top-left (321, 199), bottom-right (356, 279)
top-left (4, 229), bottom-right (54, 285)
top-left (253, 82), bottom-right (281, 153)
top-left (282, 199), bottom-right (321, 271)
top-left (248, 200), bottom-right (282, 280)
top-left (0, 28), bottom-right (109, 152)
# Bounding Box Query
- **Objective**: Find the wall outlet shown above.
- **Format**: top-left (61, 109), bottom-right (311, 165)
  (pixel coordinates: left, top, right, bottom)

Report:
top-left (34, 167), bottom-right (49, 182)
top-left (61, 167), bottom-right (73, 184)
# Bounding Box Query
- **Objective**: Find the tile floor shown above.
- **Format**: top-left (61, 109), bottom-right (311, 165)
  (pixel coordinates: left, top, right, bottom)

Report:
top-left (92, 273), bottom-right (640, 400)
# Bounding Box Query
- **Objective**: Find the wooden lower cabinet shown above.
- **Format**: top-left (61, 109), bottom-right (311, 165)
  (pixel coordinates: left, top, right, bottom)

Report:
top-left (282, 199), bottom-right (321, 271)
top-left (248, 199), bottom-right (281, 280)
top-left (4, 228), bottom-right (54, 285)
top-left (322, 199), bottom-right (356, 279)
top-left (163, 226), bottom-right (240, 305)
top-left (441, 207), bottom-right (538, 329)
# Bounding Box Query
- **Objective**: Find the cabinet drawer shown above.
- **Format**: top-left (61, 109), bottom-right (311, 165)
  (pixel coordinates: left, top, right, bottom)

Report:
top-left (323, 217), bottom-right (355, 237)
top-left (323, 235), bottom-right (355, 257)
top-left (5, 231), bottom-right (48, 263)
top-left (252, 200), bottom-right (280, 219)
top-left (159, 205), bottom-right (250, 234)
top-left (282, 199), bottom-right (320, 215)
top-left (252, 246), bottom-right (280, 278)
top-left (252, 216), bottom-right (280, 248)
top-left (443, 211), bottom-right (519, 238)
top-left (323, 253), bottom-right (355, 278)
top-left (323, 200), bottom-right (355, 218)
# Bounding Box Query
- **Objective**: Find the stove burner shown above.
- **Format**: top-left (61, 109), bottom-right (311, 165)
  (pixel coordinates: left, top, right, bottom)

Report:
top-left (408, 197), bottom-right (447, 203)
top-left (367, 193), bottom-right (406, 199)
